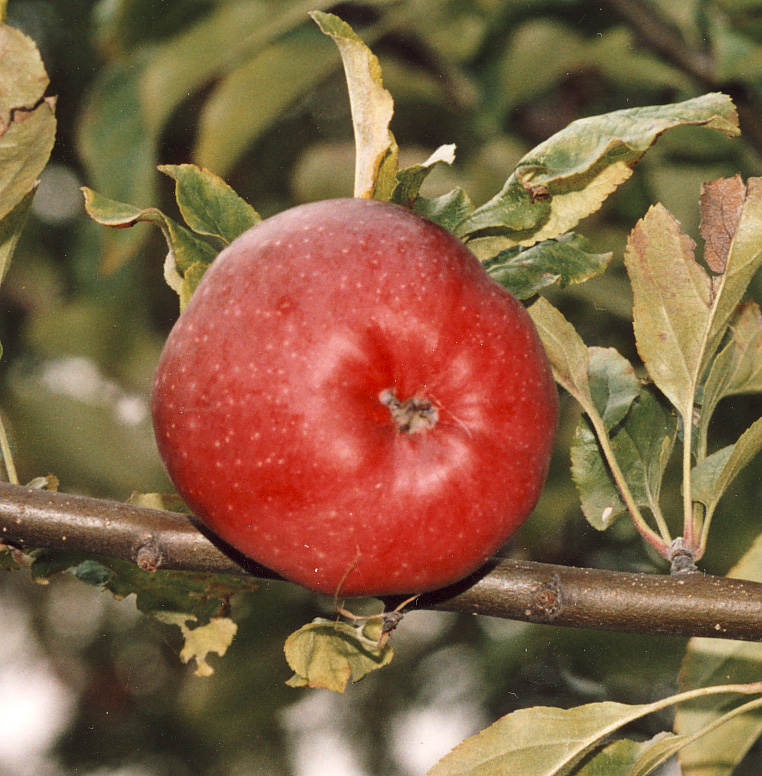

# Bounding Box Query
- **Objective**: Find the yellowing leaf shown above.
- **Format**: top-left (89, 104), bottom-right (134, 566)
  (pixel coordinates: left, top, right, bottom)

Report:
top-left (428, 701), bottom-right (661, 776)
top-left (0, 185), bottom-right (35, 289)
top-left (699, 302), bottom-right (762, 456)
top-left (625, 175), bottom-right (762, 461)
top-left (456, 93), bottom-right (739, 246)
top-left (284, 618), bottom-right (393, 693)
top-left (429, 685), bottom-right (762, 776)
top-left (312, 11), bottom-right (397, 199)
top-left (624, 203), bottom-right (712, 419)
top-left (0, 23), bottom-right (56, 222)
top-left (125, 491), bottom-right (189, 513)
top-left (527, 296), bottom-right (594, 413)
top-left (515, 159), bottom-right (633, 247)
top-left (725, 302), bottom-right (762, 395)
top-left (155, 613), bottom-right (237, 677)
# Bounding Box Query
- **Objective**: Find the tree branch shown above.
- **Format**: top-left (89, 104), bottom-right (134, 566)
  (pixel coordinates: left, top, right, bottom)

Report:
top-left (2, 481), bottom-right (762, 641)
top-left (600, 0), bottom-right (762, 157)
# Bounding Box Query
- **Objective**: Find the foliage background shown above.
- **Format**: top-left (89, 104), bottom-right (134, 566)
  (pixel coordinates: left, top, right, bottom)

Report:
top-left (2, 0), bottom-right (762, 774)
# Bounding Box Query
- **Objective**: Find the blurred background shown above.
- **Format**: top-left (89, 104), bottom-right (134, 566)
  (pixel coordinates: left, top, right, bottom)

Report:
top-left (3, 0), bottom-right (762, 774)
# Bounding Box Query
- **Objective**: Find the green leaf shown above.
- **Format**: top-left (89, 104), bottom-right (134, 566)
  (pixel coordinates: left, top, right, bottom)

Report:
top-left (455, 93), bottom-right (739, 247)
top-left (485, 233), bottom-right (612, 300)
top-left (312, 10), bottom-right (397, 199)
top-left (74, 559), bottom-right (114, 586)
top-left (587, 347), bottom-right (640, 430)
top-left (676, 534), bottom-right (762, 776)
top-left (0, 547), bottom-right (23, 570)
top-left (569, 348), bottom-right (646, 531)
top-left (154, 613), bottom-right (237, 677)
top-left (627, 733), bottom-right (685, 776)
top-left (610, 389), bottom-right (677, 513)
top-left (158, 164), bottom-right (259, 243)
top-left (79, 2), bottom-right (332, 267)
top-left (624, 203), bottom-right (712, 419)
top-left (691, 415), bottom-right (762, 526)
top-left (30, 549), bottom-right (259, 619)
top-left (413, 187), bottom-right (474, 232)
top-left (82, 187), bottom-right (217, 308)
top-left (391, 144), bottom-right (456, 206)
top-left (0, 23), bottom-right (56, 223)
top-left (571, 416), bottom-right (626, 530)
top-left (284, 618), bottom-right (393, 693)
top-left (576, 736), bottom-right (663, 776)
top-left (572, 388), bottom-right (676, 531)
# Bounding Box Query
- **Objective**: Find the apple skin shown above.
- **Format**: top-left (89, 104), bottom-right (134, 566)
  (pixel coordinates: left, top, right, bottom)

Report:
top-left (152, 198), bottom-right (558, 597)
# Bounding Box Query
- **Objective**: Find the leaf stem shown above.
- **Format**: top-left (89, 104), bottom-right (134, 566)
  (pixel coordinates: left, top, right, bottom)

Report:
top-left (649, 501), bottom-right (672, 546)
top-left (682, 415), bottom-right (697, 549)
top-left (589, 413), bottom-right (671, 555)
top-left (697, 502), bottom-right (713, 560)
top-left (0, 415), bottom-right (19, 485)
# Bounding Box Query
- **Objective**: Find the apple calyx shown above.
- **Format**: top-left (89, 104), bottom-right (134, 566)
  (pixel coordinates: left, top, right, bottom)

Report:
top-left (379, 388), bottom-right (438, 434)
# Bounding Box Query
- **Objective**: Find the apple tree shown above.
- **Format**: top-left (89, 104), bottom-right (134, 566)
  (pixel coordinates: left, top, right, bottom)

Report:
top-left (4, 2), bottom-right (762, 775)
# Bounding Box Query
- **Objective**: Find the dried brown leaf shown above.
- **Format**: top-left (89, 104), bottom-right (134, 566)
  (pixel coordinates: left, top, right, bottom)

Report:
top-left (700, 174), bottom-right (746, 274)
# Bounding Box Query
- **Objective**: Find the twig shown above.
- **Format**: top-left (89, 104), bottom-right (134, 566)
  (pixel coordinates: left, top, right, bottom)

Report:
top-left (0, 417), bottom-right (18, 485)
top-left (600, 0), bottom-right (762, 157)
top-left (1, 481), bottom-right (762, 641)
top-left (599, 0), bottom-right (714, 85)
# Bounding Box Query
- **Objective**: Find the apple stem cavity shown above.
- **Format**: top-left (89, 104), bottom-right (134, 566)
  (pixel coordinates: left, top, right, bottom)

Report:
top-left (379, 388), bottom-right (438, 434)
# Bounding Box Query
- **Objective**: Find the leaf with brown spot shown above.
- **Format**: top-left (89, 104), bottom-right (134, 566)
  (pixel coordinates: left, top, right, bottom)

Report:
top-left (700, 174), bottom-right (746, 274)
top-left (624, 204), bottom-right (712, 420)
top-left (0, 23), bottom-right (56, 222)
top-left (455, 93), bottom-right (739, 247)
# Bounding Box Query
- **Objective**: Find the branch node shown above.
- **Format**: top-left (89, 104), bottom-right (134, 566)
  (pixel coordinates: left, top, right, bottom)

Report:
top-left (529, 573), bottom-right (563, 620)
top-left (135, 537), bottom-right (162, 572)
top-left (669, 537), bottom-right (699, 575)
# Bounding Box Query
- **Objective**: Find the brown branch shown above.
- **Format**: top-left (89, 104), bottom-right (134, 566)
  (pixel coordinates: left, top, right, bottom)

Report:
top-left (2, 481), bottom-right (762, 641)
top-left (600, 0), bottom-right (714, 85)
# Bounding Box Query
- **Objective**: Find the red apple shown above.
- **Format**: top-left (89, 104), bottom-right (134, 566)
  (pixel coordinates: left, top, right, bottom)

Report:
top-left (151, 198), bottom-right (558, 596)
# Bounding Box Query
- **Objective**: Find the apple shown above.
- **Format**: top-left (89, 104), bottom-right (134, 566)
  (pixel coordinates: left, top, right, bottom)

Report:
top-left (151, 198), bottom-right (558, 597)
